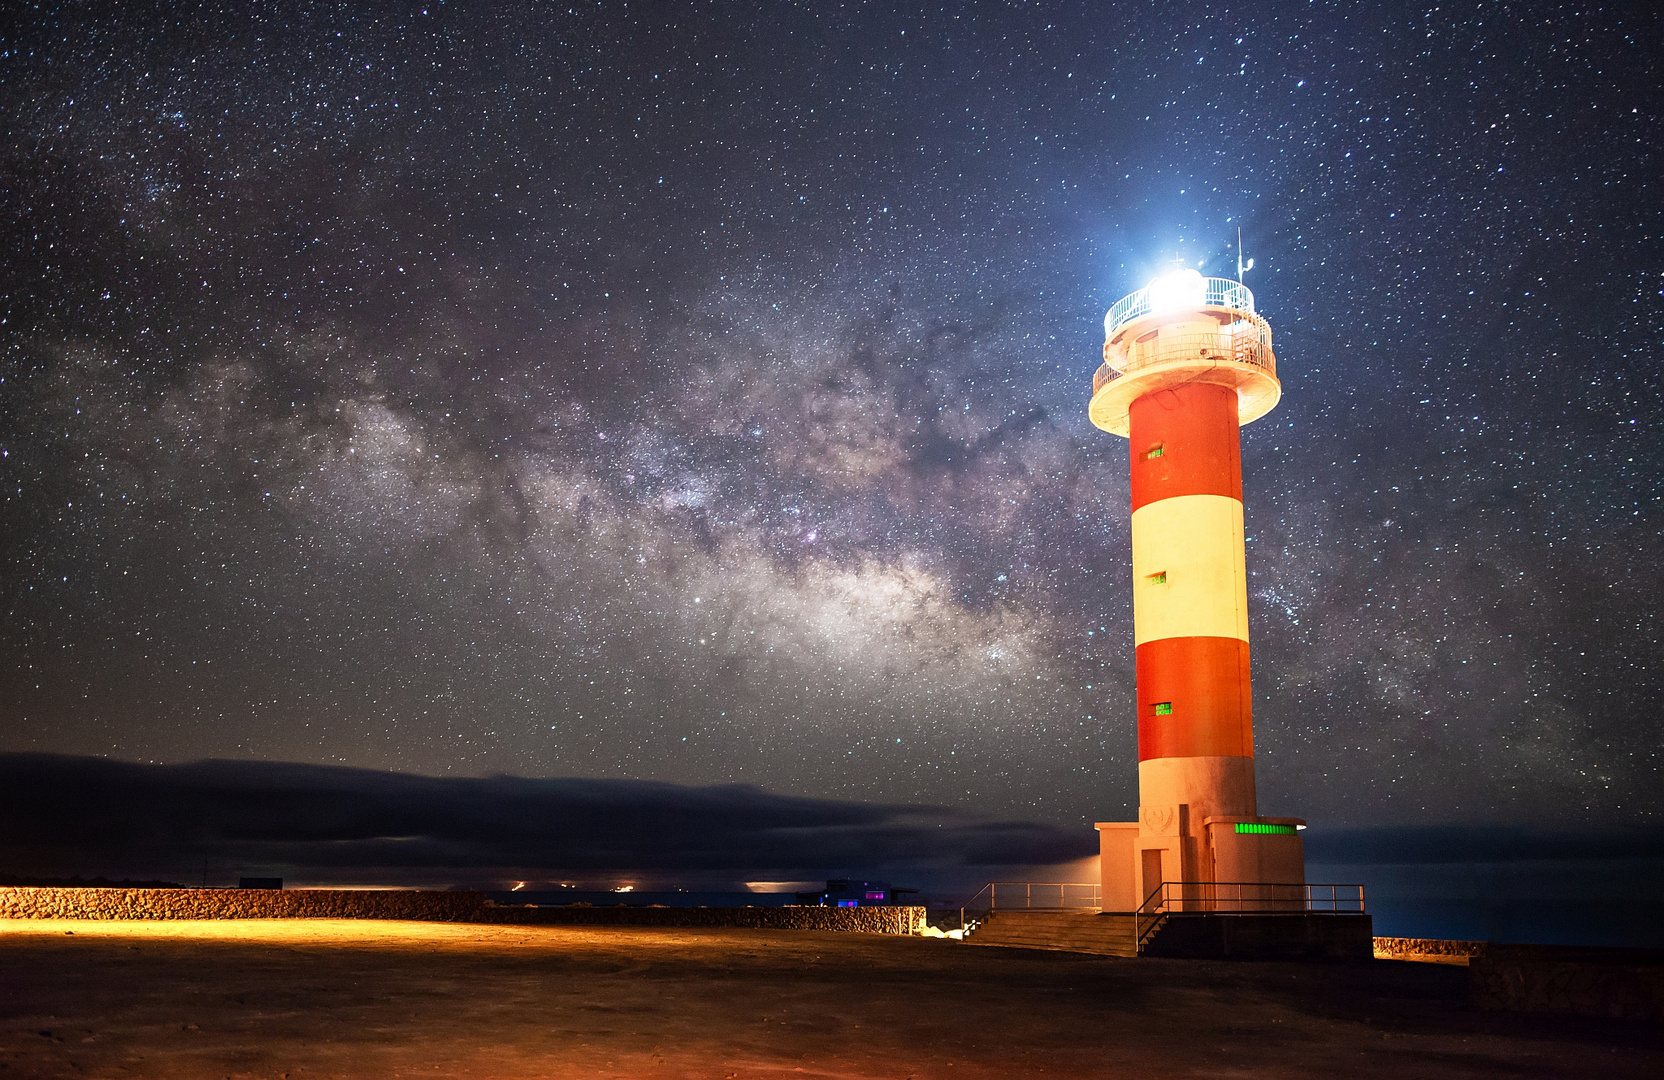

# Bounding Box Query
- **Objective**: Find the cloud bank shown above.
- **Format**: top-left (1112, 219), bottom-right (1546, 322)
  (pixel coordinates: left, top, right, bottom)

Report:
top-left (0, 754), bottom-right (1095, 889)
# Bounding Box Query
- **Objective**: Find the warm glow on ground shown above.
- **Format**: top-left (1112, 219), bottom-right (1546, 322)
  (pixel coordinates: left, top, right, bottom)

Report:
top-left (3, 919), bottom-right (1656, 1078)
top-left (0, 917), bottom-right (717, 953)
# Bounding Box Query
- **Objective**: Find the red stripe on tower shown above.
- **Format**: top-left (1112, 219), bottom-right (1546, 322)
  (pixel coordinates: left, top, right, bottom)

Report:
top-left (1129, 383), bottom-right (1243, 511)
top-left (1134, 635), bottom-right (1253, 759)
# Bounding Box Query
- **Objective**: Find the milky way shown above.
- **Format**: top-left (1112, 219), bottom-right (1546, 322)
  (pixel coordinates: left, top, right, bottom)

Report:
top-left (2, 1), bottom-right (1659, 831)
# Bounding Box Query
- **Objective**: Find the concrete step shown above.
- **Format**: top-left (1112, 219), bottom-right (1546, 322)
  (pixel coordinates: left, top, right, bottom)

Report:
top-left (965, 911), bottom-right (1138, 958)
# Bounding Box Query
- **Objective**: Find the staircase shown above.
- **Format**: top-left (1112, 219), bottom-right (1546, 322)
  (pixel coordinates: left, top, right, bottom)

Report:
top-left (962, 910), bottom-right (1138, 958)
top-left (953, 881), bottom-right (1370, 960)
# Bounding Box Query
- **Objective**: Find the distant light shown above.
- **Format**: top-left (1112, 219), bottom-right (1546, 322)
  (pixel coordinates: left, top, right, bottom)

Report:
top-left (613, 885), bottom-right (634, 892)
top-left (1145, 268), bottom-right (1207, 314)
top-left (745, 880), bottom-right (820, 893)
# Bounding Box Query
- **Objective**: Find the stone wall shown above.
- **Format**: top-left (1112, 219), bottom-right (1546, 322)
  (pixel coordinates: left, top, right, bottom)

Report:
top-left (489, 903), bottom-right (925, 935)
top-left (0, 887), bottom-right (492, 922)
top-left (1470, 943), bottom-right (1664, 1021)
top-left (1373, 937), bottom-right (1488, 963)
top-left (0, 888), bottom-right (925, 935)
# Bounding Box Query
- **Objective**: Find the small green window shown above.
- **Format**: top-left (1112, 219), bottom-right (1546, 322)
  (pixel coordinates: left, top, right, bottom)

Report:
top-left (1144, 444), bottom-right (1164, 460)
top-left (1151, 702), bottom-right (1172, 716)
top-left (1234, 822), bottom-right (1298, 836)
top-left (1147, 571), bottom-right (1167, 585)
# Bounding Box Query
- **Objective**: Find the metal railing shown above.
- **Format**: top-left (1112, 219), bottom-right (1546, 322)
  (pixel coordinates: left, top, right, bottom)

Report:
top-left (1137, 881), bottom-right (1364, 918)
top-left (1135, 886), bottom-right (1169, 951)
top-left (1094, 321), bottom-right (1275, 396)
top-left (1133, 881), bottom-right (1364, 951)
top-left (958, 881), bottom-right (1101, 935)
top-left (1104, 276), bottom-right (1256, 340)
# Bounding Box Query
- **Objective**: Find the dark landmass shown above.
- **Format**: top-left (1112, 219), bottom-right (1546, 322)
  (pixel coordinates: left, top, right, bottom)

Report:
top-left (0, 875), bottom-right (183, 889)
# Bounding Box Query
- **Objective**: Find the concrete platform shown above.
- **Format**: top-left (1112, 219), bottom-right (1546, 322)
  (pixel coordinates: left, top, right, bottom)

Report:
top-left (3, 918), bottom-right (1659, 1078)
top-left (1142, 912), bottom-right (1375, 960)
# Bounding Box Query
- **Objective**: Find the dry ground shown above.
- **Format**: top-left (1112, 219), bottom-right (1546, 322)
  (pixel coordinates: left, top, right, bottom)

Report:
top-left (1, 919), bottom-right (1658, 1078)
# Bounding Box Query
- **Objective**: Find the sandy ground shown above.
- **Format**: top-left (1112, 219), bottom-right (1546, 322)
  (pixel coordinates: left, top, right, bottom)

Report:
top-left (1, 919), bottom-right (1658, 1078)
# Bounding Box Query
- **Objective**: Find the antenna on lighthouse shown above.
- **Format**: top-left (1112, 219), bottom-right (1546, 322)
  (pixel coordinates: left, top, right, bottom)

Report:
top-left (1237, 227), bottom-right (1254, 281)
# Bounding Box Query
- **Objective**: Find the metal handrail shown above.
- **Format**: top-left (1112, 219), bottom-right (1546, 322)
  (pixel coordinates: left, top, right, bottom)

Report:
top-left (1134, 881), bottom-right (1170, 950)
top-left (1136, 881), bottom-right (1365, 916)
top-left (958, 880), bottom-right (1101, 935)
top-left (1104, 276), bottom-right (1256, 340)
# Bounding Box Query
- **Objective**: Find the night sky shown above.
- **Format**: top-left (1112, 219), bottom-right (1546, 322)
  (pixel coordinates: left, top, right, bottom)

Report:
top-left (3, 1), bottom-right (1660, 839)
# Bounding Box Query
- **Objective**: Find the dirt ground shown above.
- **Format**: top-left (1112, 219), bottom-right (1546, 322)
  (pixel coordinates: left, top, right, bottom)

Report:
top-left (1, 919), bottom-right (1658, 1079)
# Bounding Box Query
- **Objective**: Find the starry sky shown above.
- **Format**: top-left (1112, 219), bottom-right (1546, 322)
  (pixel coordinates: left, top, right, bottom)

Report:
top-left (3, 0), bottom-right (1660, 837)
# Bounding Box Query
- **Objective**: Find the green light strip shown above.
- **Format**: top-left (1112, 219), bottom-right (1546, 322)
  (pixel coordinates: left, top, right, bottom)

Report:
top-left (1234, 822), bottom-right (1297, 835)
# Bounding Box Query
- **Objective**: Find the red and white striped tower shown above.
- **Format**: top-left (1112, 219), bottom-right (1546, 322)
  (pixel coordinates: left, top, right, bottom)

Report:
top-left (1091, 269), bottom-right (1306, 911)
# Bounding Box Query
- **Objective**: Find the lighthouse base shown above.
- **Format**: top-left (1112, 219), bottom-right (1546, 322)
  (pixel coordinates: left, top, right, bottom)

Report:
top-left (1096, 812), bottom-right (1307, 911)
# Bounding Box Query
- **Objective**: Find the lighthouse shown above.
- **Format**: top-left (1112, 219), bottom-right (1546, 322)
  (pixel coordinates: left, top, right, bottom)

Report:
top-left (1091, 268), bottom-right (1306, 912)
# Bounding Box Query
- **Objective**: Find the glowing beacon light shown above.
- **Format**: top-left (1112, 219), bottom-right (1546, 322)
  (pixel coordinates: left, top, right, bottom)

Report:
top-left (1092, 269), bottom-right (1307, 913)
top-left (1141, 267), bottom-right (1208, 316)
